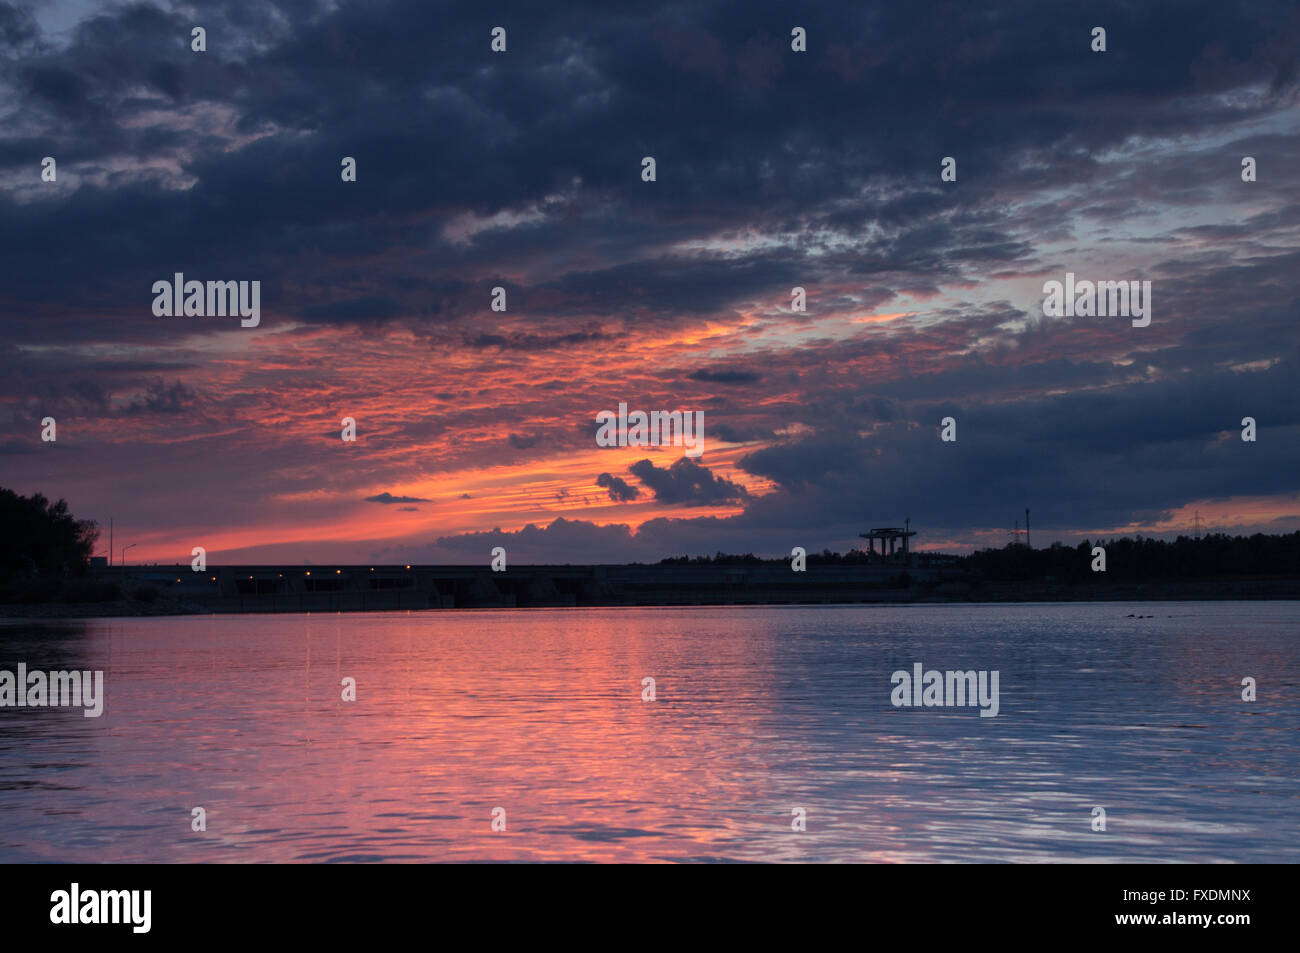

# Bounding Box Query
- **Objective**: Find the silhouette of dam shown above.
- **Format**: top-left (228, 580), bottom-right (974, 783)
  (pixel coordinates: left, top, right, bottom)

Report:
top-left (94, 561), bottom-right (949, 612)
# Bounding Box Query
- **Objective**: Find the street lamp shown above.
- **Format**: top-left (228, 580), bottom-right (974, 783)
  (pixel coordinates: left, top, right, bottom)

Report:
top-left (120, 543), bottom-right (137, 566)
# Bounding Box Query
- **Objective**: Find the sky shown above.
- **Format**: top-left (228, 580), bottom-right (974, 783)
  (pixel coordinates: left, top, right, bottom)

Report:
top-left (1, 0), bottom-right (1298, 565)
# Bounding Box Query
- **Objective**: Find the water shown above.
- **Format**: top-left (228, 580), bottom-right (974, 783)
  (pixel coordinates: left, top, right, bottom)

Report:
top-left (0, 602), bottom-right (1295, 862)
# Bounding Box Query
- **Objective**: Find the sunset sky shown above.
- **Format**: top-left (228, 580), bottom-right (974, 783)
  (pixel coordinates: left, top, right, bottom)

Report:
top-left (2, 0), bottom-right (1298, 564)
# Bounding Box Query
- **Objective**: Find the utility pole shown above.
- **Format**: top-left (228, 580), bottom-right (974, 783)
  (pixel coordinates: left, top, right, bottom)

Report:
top-left (1025, 508), bottom-right (1031, 550)
top-left (1194, 510), bottom-right (1201, 539)
top-left (109, 518), bottom-right (113, 567)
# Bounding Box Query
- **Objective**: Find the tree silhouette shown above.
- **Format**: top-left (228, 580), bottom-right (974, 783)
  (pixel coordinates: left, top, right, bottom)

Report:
top-left (0, 487), bottom-right (99, 578)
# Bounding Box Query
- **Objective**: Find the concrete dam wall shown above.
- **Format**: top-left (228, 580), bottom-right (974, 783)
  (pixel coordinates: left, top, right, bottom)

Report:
top-left (96, 562), bottom-right (945, 612)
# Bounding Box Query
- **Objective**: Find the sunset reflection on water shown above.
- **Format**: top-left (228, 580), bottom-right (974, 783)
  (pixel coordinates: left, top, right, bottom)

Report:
top-left (1, 603), bottom-right (1295, 862)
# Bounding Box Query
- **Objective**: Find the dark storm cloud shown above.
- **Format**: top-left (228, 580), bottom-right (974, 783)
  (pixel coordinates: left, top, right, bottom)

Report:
top-left (301, 296), bottom-right (405, 323)
top-left (364, 492), bottom-right (432, 504)
top-left (2, 0), bottom-right (1299, 558)
top-left (688, 368), bottom-right (761, 384)
top-left (4, 0), bottom-right (1295, 342)
top-left (711, 421), bottom-right (779, 444)
top-left (463, 329), bottom-right (610, 352)
top-left (0, 3), bottom-right (38, 50)
top-left (124, 379), bottom-right (198, 414)
top-left (596, 471), bottom-right (640, 502)
top-left (413, 516), bottom-right (644, 565)
top-left (628, 457), bottom-right (750, 506)
top-left (732, 350), bottom-right (1300, 538)
top-left (22, 65), bottom-right (92, 116)
top-left (527, 254), bottom-right (808, 324)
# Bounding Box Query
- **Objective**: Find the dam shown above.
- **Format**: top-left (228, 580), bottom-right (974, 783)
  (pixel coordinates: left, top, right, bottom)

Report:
top-left (90, 559), bottom-right (954, 612)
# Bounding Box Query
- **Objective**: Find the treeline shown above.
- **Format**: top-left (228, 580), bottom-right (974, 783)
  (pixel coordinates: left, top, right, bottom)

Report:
top-left (659, 532), bottom-right (1300, 582)
top-left (962, 532), bottom-right (1300, 583)
top-left (0, 487), bottom-right (114, 603)
top-left (1, 487), bottom-right (99, 577)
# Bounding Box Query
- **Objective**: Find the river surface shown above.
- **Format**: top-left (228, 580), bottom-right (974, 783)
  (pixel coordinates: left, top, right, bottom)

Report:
top-left (0, 602), bottom-right (1295, 862)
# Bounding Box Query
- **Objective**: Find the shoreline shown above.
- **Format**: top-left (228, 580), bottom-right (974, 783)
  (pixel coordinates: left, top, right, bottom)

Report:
top-left (3, 576), bottom-right (1299, 619)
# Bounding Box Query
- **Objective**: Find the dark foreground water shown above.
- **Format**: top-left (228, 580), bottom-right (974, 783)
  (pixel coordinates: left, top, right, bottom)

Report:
top-left (0, 602), bottom-right (1295, 862)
